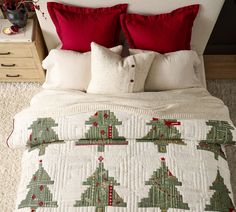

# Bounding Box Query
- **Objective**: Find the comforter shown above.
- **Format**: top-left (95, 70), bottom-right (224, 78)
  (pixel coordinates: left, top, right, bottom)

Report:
top-left (8, 88), bottom-right (236, 212)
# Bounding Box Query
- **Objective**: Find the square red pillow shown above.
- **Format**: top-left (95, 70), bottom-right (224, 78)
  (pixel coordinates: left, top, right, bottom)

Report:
top-left (48, 2), bottom-right (128, 52)
top-left (120, 5), bottom-right (199, 53)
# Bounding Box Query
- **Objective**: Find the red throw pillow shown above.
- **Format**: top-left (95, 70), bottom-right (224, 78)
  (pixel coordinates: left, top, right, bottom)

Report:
top-left (48, 2), bottom-right (128, 52)
top-left (120, 5), bottom-right (199, 53)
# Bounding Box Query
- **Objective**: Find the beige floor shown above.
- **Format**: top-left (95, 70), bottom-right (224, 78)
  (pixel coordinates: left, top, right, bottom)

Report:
top-left (0, 81), bottom-right (235, 211)
top-left (0, 83), bottom-right (41, 211)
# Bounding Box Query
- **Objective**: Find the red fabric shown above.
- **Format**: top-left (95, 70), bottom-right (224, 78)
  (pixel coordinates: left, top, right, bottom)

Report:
top-left (165, 121), bottom-right (181, 126)
top-left (47, 2), bottom-right (128, 52)
top-left (120, 5), bottom-right (199, 53)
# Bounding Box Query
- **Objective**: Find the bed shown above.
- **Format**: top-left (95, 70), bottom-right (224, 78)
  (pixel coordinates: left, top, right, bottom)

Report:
top-left (7, 0), bottom-right (236, 211)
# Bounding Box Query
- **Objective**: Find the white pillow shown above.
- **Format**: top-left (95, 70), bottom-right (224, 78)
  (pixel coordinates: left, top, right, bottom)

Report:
top-left (42, 45), bottom-right (123, 91)
top-left (130, 49), bottom-right (201, 91)
top-left (87, 42), bottom-right (155, 94)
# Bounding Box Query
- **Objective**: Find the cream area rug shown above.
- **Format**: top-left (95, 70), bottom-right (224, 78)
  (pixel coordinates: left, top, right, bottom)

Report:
top-left (0, 81), bottom-right (235, 211)
top-left (0, 83), bottom-right (42, 211)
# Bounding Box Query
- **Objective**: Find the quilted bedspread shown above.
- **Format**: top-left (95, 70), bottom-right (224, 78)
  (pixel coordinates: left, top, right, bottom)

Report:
top-left (7, 88), bottom-right (236, 212)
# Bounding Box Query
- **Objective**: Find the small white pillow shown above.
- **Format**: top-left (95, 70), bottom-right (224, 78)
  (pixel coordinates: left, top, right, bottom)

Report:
top-left (130, 49), bottom-right (201, 91)
top-left (42, 45), bottom-right (123, 91)
top-left (87, 42), bottom-right (155, 94)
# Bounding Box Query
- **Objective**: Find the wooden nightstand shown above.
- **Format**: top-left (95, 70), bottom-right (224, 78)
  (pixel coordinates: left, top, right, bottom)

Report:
top-left (0, 19), bottom-right (47, 82)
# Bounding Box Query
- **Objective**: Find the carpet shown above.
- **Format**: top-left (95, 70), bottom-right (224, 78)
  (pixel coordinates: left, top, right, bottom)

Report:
top-left (0, 81), bottom-right (235, 211)
top-left (0, 83), bottom-right (42, 211)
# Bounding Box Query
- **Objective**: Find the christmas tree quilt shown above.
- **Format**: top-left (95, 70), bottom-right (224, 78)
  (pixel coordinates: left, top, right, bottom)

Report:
top-left (7, 89), bottom-right (236, 211)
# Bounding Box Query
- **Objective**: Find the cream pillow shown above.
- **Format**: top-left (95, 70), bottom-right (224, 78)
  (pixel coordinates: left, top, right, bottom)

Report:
top-left (42, 45), bottom-right (123, 91)
top-left (130, 49), bottom-right (201, 91)
top-left (87, 42), bottom-right (155, 94)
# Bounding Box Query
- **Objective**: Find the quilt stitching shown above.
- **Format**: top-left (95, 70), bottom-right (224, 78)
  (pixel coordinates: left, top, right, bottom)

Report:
top-left (138, 157), bottom-right (190, 211)
top-left (197, 120), bottom-right (235, 160)
top-left (18, 160), bottom-right (58, 211)
top-left (136, 118), bottom-right (186, 153)
top-left (15, 111), bottom-right (236, 211)
top-left (205, 170), bottom-right (235, 211)
top-left (26, 118), bottom-right (64, 156)
top-left (74, 156), bottom-right (127, 212)
top-left (76, 110), bottom-right (128, 152)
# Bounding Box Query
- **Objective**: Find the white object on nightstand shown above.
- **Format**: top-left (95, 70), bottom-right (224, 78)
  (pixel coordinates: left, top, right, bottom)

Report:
top-left (0, 19), bottom-right (33, 42)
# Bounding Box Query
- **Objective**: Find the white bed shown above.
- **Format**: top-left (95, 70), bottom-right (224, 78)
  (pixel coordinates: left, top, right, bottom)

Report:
top-left (7, 0), bottom-right (236, 212)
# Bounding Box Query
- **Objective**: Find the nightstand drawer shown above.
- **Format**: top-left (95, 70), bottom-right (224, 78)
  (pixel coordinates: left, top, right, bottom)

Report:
top-left (0, 69), bottom-right (42, 81)
top-left (0, 58), bottom-right (36, 69)
top-left (0, 19), bottom-right (47, 82)
top-left (0, 44), bottom-right (33, 58)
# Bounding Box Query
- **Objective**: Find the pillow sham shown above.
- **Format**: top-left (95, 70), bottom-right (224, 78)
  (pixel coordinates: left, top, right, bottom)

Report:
top-left (130, 49), bottom-right (201, 91)
top-left (42, 45), bottom-right (123, 91)
top-left (87, 42), bottom-right (155, 94)
top-left (47, 2), bottom-right (128, 52)
top-left (120, 4), bottom-right (199, 53)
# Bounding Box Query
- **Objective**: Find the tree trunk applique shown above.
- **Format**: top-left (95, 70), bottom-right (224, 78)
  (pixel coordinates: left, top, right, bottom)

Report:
top-left (76, 110), bottom-right (128, 152)
top-left (27, 117), bottom-right (64, 156)
top-left (136, 118), bottom-right (186, 153)
top-left (74, 156), bottom-right (127, 212)
top-left (197, 120), bottom-right (235, 160)
top-left (18, 160), bottom-right (58, 211)
top-left (139, 158), bottom-right (189, 211)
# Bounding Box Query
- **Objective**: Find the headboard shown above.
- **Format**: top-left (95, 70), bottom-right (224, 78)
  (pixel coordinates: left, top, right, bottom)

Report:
top-left (36, 0), bottom-right (224, 87)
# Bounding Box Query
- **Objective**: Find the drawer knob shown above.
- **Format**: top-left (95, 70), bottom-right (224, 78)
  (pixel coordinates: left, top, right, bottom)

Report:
top-left (1, 63), bottom-right (16, 67)
top-left (0, 52), bottom-right (10, 55)
top-left (6, 74), bottom-right (20, 77)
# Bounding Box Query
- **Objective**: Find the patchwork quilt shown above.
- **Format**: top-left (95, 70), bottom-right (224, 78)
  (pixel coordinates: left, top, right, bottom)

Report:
top-left (7, 88), bottom-right (236, 212)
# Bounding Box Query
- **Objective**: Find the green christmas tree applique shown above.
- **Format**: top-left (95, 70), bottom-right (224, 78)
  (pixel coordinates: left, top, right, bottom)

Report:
top-left (205, 169), bottom-right (235, 212)
top-left (76, 110), bottom-right (128, 152)
top-left (136, 118), bottom-right (186, 153)
top-left (197, 120), bottom-right (235, 160)
top-left (18, 160), bottom-right (58, 212)
top-left (139, 158), bottom-right (189, 212)
top-left (27, 118), bottom-right (64, 156)
top-left (74, 156), bottom-right (127, 212)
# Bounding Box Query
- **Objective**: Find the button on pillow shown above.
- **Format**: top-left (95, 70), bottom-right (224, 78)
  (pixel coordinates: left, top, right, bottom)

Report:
top-left (87, 42), bottom-right (155, 94)
top-left (130, 49), bottom-right (201, 91)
